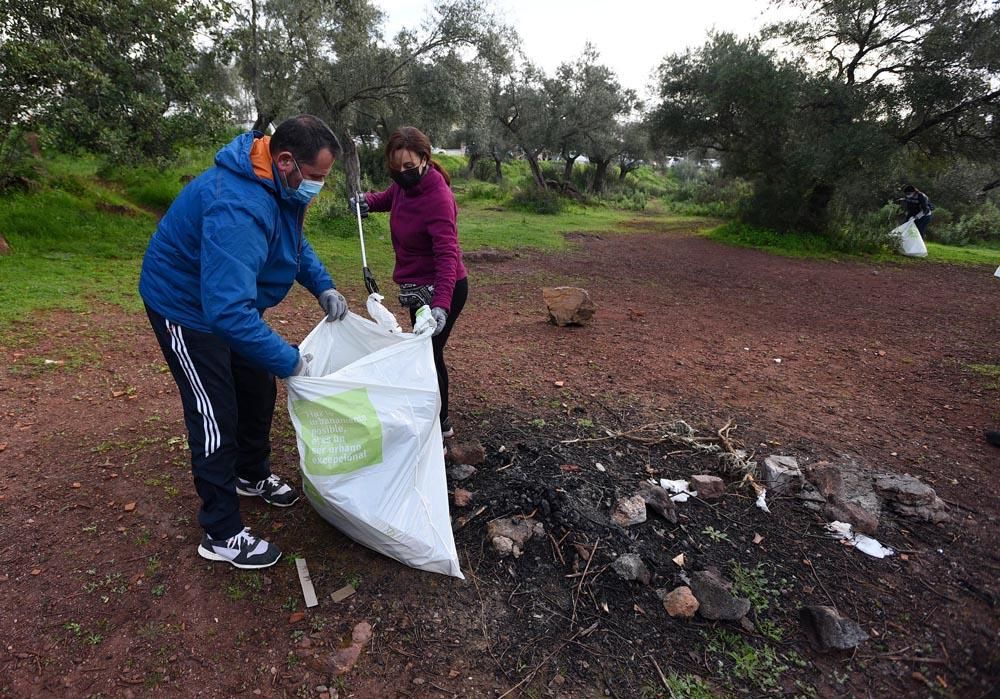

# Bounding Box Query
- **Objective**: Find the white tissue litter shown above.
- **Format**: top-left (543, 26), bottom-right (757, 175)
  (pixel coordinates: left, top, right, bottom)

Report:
top-left (659, 478), bottom-right (696, 502)
top-left (826, 521), bottom-right (894, 559)
top-left (755, 489), bottom-right (771, 513)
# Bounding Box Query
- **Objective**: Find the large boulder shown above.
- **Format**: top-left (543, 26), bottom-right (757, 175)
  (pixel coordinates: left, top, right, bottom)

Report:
top-left (542, 287), bottom-right (596, 326)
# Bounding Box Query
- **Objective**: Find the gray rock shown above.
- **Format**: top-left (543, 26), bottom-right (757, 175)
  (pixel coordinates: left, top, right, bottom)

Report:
top-left (763, 455), bottom-right (803, 495)
top-left (611, 495), bottom-right (647, 527)
top-left (447, 464), bottom-right (477, 481)
top-left (487, 517), bottom-right (543, 558)
top-left (542, 286), bottom-right (596, 326)
top-left (796, 484), bottom-right (827, 503)
top-left (690, 474), bottom-right (725, 499)
top-left (689, 569), bottom-right (751, 621)
top-left (637, 482), bottom-right (678, 523)
top-left (892, 497), bottom-right (950, 523)
top-left (823, 497), bottom-right (879, 534)
top-left (612, 553), bottom-right (650, 584)
top-left (874, 473), bottom-right (937, 506)
top-left (805, 461), bottom-right (843, 499)
top-left (799, 605), bottom-right (869, 651)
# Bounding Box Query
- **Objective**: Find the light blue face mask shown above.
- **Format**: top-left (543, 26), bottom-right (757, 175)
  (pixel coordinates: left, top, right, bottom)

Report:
top-left (281, 158), bottom-right (324, 205)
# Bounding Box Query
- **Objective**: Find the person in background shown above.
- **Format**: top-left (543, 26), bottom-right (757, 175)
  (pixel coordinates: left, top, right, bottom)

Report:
top-left (139, 115), bottom-right (349, 570)
top-left (349, 126), bottom-right (468, 441)
top-left (900, 184), bottom-right (934, 235)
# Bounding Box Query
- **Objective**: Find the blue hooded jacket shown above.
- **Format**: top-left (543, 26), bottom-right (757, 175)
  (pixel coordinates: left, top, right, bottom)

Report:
top-left (139, 132), bottom-right (335, 377)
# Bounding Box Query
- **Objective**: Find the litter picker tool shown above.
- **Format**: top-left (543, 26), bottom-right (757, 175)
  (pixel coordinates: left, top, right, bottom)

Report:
top-left (354, 195), bottom-right (379, 294)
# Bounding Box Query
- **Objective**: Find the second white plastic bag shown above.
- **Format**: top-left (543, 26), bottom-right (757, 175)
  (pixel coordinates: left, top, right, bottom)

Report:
top-left (890, 219), bottom-right (928, 257)
top-left (286, 314), bottom-right (462, 578)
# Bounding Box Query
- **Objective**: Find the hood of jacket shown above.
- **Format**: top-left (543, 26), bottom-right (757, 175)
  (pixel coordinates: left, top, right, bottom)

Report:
top-left (214, 131), bottom-right (278, 194)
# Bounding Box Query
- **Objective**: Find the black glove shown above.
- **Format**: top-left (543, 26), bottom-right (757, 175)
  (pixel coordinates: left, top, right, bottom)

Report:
top-left (398, 283), bottom-right (434, 310)
top-left (349, 193), bottom-right (369, 219)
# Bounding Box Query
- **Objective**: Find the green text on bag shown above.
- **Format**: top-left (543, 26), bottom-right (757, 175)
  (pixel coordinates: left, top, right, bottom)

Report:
top-left (292, 388), bottom-right (383, 475)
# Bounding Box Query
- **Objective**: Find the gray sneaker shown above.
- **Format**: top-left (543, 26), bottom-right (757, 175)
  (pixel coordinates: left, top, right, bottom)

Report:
top-left (236, 474), bottom-right (299, 507)
top-left (197, 528), bottom-right (281, 569)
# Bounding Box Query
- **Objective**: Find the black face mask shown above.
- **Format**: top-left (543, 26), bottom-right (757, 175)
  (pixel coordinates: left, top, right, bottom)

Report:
top-left (390, 164), bottom-right (426, 190)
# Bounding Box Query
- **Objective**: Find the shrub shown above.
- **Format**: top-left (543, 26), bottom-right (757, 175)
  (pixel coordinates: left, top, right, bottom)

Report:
top-left (601, 189), bottom-right (647, 211)
top-left (824, 201), bottom-right (897, 253)
top-left (932, 200), bottom-right (1000, 245)
top-left (510, 186), bottom-right (565, 214)
top-left (473, 158), bottom-right (499, 182)
top-left (0, 130), bottom-right (43, 193)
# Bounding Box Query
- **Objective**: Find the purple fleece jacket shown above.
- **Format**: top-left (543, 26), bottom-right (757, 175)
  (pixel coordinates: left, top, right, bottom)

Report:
top-left (365, 166), bottom-right (467, 313)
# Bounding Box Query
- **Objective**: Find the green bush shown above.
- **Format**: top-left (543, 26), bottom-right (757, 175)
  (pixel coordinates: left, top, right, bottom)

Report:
top-left (472, 158), bottom-right (500, 182)
top-left (825, 201), bottom-right (897, 253)
top-left (933, 200), bottom-right (1000, 245)
top-left (358, 145), bottom-right (389, 189)
top-left (0, 130), bottom-right (44, 193)
top-left (510, 186), bottom-right (565, 215)
top-left (601, 189), bottom-right (647, 211)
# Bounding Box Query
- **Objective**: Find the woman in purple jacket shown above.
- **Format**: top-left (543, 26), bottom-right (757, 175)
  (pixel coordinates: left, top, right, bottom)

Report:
top-left (351, 126), bottom-right (468, 440)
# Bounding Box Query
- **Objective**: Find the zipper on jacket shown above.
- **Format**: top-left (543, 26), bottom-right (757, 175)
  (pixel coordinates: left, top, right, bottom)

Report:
top-left (297, 207), bottom-right (305, 273)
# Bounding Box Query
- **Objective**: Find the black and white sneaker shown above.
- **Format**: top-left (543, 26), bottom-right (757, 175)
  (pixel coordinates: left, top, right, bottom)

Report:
top-left (197, 528), bottom-right (281, 569)
top-left (236, 474), bottom-right (299, 507)
top-left (441, 417), bottom-right (455, 439)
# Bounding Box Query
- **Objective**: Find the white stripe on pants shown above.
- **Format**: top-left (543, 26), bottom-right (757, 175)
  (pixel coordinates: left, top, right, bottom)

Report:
top-left (166, 320), bottom-right (222, 457)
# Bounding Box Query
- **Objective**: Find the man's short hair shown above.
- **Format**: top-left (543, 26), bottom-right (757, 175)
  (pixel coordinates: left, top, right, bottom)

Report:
top-left (270, 115), bottom-right (342, 165)
top-left (902, 184), bottom-right (916, 193)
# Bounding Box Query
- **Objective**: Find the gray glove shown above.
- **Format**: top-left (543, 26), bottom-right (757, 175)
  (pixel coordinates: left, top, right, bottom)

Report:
top-left (349, 192), bottom-right (369, 219)
top-left (291, 352), bottom-right (313, 377)
top-left (431, 307), bottom-right (447, 336)
top-left (318, 288), bottom-right (348, 321)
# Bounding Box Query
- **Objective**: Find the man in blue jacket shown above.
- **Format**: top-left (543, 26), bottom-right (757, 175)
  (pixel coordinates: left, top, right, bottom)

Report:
top-left (139, 115), bottom-right (349, 569)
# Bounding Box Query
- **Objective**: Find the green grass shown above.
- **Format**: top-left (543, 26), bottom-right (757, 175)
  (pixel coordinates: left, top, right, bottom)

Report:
top-left (1, 157), bottom-right (676, 334)
top-left (967, 363), bottom-right (1000, 389)
top-left (925, 242), bottom-right (1000, 266)
top-left (708, 221), bottom-right (1000, 266)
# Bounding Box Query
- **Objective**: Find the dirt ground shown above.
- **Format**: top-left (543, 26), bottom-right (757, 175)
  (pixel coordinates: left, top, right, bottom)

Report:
top-left (1, 217), bottom-right (998, 698)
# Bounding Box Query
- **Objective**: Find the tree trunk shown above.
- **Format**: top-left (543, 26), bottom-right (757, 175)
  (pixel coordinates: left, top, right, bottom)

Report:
top-left (251, 112), bottom-right (273, 133)
top-left (590, 159), bottom-right (611, 193)
top-left (341, 130), bottom-right (362, 198)
top-left (562, 155), bottom-right (578, 182)
top-left (525, 153), bottom-right (546, 189)
top-left (492, 154), bottom-right (503, 181)
top-left (467, 152), bottom-right (481, 176)
top-left (249, 0), bottom-right (265, 131)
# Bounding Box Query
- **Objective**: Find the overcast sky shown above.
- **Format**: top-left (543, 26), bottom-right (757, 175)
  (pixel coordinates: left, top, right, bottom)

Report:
top-left (375, 0), bottom-right (781, 98)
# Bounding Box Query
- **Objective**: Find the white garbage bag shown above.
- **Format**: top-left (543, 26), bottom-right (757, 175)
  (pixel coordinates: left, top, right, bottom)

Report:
top-left (890, 219), bottom-right (928, 257)
top-left (365, 292), bottom-right (402, 334)
top-left (286, 314), bottom-right (463, 578)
